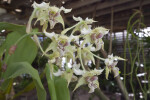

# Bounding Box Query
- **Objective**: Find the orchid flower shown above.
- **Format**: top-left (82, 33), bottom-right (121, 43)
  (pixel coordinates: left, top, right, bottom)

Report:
top-left (44, 30), bottom-right (77, 65)
top-left (73, 69), bottom-right (104, 93)
top-left (81, 27), bottom-right (109, 51)
top-left (80, 46), bottom-right (95, 65)
top-left (104, 54), bottom-right (126, 79)
top-left (26, 2), bottom-right (71, 33)
top-left (53, 63), bottom-right (77, 86)
top-left (61, 16), bottom-right (96, 35)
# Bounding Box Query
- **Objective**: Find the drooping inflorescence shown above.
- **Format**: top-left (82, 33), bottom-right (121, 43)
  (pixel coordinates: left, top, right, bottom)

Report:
top-left (27, 1), bottom-right (125, 93)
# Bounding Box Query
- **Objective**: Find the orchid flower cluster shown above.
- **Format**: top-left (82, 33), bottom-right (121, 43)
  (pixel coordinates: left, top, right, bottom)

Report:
top-left (27, 2), bottom-right (125, 93)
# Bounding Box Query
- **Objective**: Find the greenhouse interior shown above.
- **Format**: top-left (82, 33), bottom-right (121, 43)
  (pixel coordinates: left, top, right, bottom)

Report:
top-left (0, 0), bottom-right (150, 100)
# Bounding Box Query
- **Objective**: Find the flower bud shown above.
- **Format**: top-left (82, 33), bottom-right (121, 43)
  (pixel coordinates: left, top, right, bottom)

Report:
top-left (9, 45), bottom-right (17, 55)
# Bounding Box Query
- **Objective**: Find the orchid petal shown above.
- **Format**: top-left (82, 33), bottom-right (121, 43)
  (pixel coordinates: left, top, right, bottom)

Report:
top-left (73, 77), bottom-right (86, 92)
top-left (112, 67), bottom-right (119, 77)
top-left (60, 6), bottom-right (72, 13)
top-left (53, 69), bottom-right (64, 76)
top-left (73, 16), bottom-right (83, 22)
top-left (43, 30), bottom-right (55, 39)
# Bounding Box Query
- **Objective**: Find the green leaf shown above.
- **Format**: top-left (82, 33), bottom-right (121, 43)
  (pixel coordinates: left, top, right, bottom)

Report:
top-left (2, 62), bottom-right (46, 100)
top-left (0, 22), bottom-right (37, 65)
top-left (45, 64), bottom-right (57, 100)
top-left (13, 69), bottom-right (46, 99)
top-left (54, 77), bottom-right (70, 100)
top-left (3, 31), bottom-right (37, 65)
top-left (45, 64), bottom-right (70, 100)
top-left (0, 22), bottom-right (26, 34)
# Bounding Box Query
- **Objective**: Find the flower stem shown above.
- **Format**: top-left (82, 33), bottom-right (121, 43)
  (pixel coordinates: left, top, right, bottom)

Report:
top-left (91, 52), bottom-right (105, 61)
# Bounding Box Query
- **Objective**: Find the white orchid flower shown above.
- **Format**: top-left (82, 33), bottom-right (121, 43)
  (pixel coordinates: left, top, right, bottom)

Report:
top-left (81, 27), bottom-right (108, 51)
top-left (27, 2), bottom-right (71, 34)
top-left (104, 54), bottom-right (125, 79)
top-left (87, 76), bottom-right (99, 93)
top-left (73, 68), bottom-right (104, 93)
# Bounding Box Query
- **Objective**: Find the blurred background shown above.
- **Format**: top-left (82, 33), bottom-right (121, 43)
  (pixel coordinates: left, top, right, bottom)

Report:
top-left (0, 0), bottom-right (150, 100)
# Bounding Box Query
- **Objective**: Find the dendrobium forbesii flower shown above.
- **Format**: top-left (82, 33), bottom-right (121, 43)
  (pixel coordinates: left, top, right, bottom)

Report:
top-left (44, 31), bottom-right (76, 64)
top-left (81, 27), bottom-right (109, 51)
top-left (61, 16), bottom-right (96, 35)
top-left (26, 2), bottom-right (71, 33)
top-left (74, 69), bottom-right (104, 93)
top-left (53, 63), bottom-right (78, 86)
top-left (77, 46), bottom-right (95, 65)
top-left (104, 54), bottom-right (125, 79)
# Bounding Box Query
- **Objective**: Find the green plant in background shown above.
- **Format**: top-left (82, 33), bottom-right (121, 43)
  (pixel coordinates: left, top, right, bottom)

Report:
top-left (123, 9), bottom-right (150, 100)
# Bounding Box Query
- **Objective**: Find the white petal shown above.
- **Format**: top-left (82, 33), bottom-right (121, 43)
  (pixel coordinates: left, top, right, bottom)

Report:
top-left (81, 27), bottom-right (92, 35)
top-left (104, 59), bottom-right (109, 65)
top-left (60, 6), bottom-right (72, 13)
top-left (112, 67), bottom-right (119, 77)
top-left (73, 68), bottom-right (85, 75)
top-left (73, 63), bottom-right (80, 68)
top-left (53, 69), bottom-right (64, 76)
top-left (90, 46), bottom-right (96, 51)
top-left (98, 27), bottom-right (109, 35)
top-left (73, 63), bottom-right (85, 75)
top-left (95, 40), bottom-right (101, 51)
top-left (32, 2), bottom-right (49, 9)
top-left (69, 35), bottom-right (79, 42)
top-left (50, 58), bottom-right (56, 63)
top-left (43, 29), bottom-right (55, 39)
top-left (108, 54), bottom-right (113, 59)
top-left (85, 17), bottom-right (96, 24)
top-left (88, 83), bottom-right (96, 93)
top-left (73, 16), bottom-right (83, 22)
top-left (92, 68), bottom-right (104, 75)
top-left (49, 20), bottom-right (57, 29)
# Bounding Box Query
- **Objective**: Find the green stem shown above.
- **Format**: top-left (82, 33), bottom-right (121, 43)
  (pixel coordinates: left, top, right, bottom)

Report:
top-left (141, 41), bottom-right (148, 100)
top-left (89, 52), bottom-right (105, 61)
top-left (78, 48), bottom-right (86, 71)
top-left (129, 38), bottom-right (140, 100)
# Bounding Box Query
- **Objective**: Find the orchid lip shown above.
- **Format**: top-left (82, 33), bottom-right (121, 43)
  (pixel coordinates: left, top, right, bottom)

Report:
top-left (96, 33), bottom-right (103, 39)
